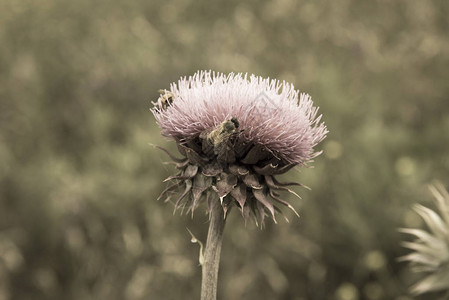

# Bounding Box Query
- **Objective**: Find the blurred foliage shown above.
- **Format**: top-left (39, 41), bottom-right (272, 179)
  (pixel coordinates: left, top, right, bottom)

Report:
top-left (1, 0), bottom-right (449, 299)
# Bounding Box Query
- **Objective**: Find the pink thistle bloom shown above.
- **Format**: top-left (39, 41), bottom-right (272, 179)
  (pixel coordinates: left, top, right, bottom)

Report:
top-left (152, 71), bottom-right (327, 225)
top-left (153, 71), bottom-right (327, 165)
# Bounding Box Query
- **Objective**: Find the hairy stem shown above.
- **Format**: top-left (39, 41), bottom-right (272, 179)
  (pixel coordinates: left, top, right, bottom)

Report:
top-left (201, 200), bottom-right (226, 300)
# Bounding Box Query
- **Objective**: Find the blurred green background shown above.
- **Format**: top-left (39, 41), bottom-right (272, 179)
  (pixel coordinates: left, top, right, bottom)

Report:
top-left (1, 0), bottom-right (449, 299)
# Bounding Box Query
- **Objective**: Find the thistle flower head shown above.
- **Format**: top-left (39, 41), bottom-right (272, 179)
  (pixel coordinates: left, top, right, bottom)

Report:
top-left (152, 71), bottom-right (327, 226)
top-left (400, 182), bottom-right (449, 295)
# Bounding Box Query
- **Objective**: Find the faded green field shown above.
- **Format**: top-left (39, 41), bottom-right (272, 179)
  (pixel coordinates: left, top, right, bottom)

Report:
top-left (1, 0), bottom-right (449, 299)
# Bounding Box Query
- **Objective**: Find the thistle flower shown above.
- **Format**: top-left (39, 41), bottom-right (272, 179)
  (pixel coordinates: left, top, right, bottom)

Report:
top-left (400, 182), bottom-right (449, 295)
top-left (151, 70), bottom-right (327, 226)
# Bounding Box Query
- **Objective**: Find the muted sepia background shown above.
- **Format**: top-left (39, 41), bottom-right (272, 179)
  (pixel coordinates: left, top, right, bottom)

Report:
top-left (1, 0), bottom-right (449, 299)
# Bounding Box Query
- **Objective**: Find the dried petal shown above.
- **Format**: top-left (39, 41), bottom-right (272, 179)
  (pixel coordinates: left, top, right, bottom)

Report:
top-left (213, 173), bottom-right (238, 199)
top-left (157, 182), bottom-right (182, 201)
top-left (230, 183), bottom-right (247, 211)
top-left (242, 173), bottom-right (263, 189)
top-left (256, 200), bottom-right (266, 226)
top-left (153, 145), bottom-right (186, 163)
top-left (265, 175), bottom-right (301, 199)
top-left (228, 164), bottom-right (249, 176)
top-left (164, 164), bottom-right (198, 182)
top-left (202, 162), bottom-right (223, 177)
top-left (241, 145), bottom-right (270, 165)
top-left (192, 174), bottom-right (213, 211)
top-left (269, 189), bottom-right (300, 217)
top-left (174, 179), bottom-right (192, 210)
top-left (253, 188), bottom-right (276, 222)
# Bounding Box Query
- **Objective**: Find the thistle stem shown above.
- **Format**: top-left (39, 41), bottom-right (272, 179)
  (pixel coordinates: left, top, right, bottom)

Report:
top-left (201, 199), bottom-right (226, 300)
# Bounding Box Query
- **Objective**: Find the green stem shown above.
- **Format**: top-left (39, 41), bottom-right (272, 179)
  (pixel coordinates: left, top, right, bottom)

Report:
top-left (200, 199), bottom-right (226, 300)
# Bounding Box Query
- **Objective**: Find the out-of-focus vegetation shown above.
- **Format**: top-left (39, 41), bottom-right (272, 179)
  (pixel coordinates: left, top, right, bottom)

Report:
top-left (1, 0), bottom-right (448, 299)
top-left (400, 183), bottom-right (449, 296)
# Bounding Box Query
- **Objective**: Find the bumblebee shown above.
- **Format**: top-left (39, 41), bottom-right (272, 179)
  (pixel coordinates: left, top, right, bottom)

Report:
top-left (157, 89), bottom-right (174, 110)
top-left (200, 118), bottom-right (240, 163)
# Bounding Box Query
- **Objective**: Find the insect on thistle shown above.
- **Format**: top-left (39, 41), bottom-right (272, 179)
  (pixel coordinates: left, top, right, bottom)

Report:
top-left (200, 117), bottom-right (240, 163)
top-left (157, 89), bottom-right (174, 110)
